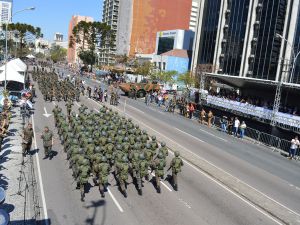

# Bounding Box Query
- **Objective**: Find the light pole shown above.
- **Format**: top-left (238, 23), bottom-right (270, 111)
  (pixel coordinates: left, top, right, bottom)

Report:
top-left (4, 7), bottom-right (35, 91)
top-left (275, 33), bottom-right (299, 83)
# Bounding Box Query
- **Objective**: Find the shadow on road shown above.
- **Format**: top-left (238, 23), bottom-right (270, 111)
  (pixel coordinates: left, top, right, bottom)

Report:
top-left (0, 173), bottom-right (8, 190)
top-left (85, 199), bottom-right (106, 225)
top-left (48, 150), bottom-right (58, 160)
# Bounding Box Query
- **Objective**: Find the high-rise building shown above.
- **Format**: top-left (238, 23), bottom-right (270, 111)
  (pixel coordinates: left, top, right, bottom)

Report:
top-left (99, 0), bottom-right (120, 65)
top-left (191, 0), bottom-right (299, 84)
top-left (0, 0), bottom-right (12, 24)
top-left (189, 0), bottom-right (200, 31)
top-left (67, 15), bottom-right (94, 65)
top-left (115, 0), bottom-right (197, 58)
top-left (54, 33), bottom-right (63, 42)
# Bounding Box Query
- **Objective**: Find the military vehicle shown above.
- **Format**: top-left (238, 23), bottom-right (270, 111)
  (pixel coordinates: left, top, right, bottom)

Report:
top-left (119, 82), bottom-right (160, 98)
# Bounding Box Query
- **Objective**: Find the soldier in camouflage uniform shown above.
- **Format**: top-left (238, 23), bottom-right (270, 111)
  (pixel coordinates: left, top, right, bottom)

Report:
top-left (169, 151), bottom-right (184, 191)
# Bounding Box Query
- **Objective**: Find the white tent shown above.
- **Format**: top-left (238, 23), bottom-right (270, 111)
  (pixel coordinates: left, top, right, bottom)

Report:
top-left (0, 62), bottom-right (25, 84)
top-left (11, 58), bottom-right (27, 72)
top-left (26, 54), bottom-right (35, 59)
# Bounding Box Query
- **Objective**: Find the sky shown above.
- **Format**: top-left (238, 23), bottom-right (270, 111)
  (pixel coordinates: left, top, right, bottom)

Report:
top-left (12, 0), bottom-right (103, 42)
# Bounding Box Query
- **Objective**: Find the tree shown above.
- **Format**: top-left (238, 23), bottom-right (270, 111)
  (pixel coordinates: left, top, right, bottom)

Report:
top-left (35, 52), bottom-right (45, 60)
top-left (134, 61), bottom-right (154, 76)
top-left (178, 71), bottom-right (195, 87)
top-left (160, 70), bottom-right (177, 84)
top-left (69, 21), bottom-right (114, 70)
top-left (6, 23), bottom-right (42, 57)
top-left (50, 45), bottom-right (67, 63)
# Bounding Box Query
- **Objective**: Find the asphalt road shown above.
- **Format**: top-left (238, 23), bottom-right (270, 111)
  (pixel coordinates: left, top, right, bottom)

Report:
top-left (28, 73), bottom-right (287, 225)
top-left (82, 76), bottom-right (300, 212)
top-left (27, 67), bottom-right (300, 225)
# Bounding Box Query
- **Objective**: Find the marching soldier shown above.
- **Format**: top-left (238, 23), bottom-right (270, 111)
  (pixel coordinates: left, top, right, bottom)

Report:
top-left (152, 152), bottom-right (166, 193)
top-left (169, 151), bottom-right (184, 191)
top-left (41, 126), bottom-right (53, 159)
top-left (21, 123), bottom-right (34, 157)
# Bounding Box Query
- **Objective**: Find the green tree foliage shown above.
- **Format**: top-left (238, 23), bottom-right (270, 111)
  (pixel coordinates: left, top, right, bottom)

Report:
top-left (134, 61), bottom-right (154, 76)
top-left (178, 71), bottom-right (195, 87)
top-left (69, 21), bottom-right (114, 69)
top-left (50, 45), bottom-right (67, 63)
top-left (151, 70), bottom-right (177, 84)
top-left (6, 23), bottom-right (42, 57)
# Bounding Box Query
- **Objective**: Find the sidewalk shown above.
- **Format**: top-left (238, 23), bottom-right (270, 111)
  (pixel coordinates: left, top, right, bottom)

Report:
top-left (0, 107), bottom-right (39, 225)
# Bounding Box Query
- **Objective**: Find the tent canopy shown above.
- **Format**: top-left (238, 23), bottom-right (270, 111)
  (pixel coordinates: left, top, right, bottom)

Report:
top-left (11, 58), bottom-right (27, 72)
top-left (0, 59), bottom-right (26, 84)
top-left (26, 54), bottom-right (35, 59)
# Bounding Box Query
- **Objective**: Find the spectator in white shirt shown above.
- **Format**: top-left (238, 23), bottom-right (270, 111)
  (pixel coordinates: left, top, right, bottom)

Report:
top-left (289, 136), bottom-right (299, 159)
top-left (233, 117), bottom-right (240, 137)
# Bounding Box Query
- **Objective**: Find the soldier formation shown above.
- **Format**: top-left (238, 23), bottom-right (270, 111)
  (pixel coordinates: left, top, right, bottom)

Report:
top-left (52, 103), bottom-right (183, 201)
top-left (32, 71), bottom-right (80, 102)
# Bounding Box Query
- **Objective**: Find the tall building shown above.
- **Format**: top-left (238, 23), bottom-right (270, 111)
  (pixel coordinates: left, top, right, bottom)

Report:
top-left (67, 15), bottom-right (94, 65)
top-left (99, 0), bottom-right (120, 65)
top-left (115, 0), bottom-right (197, 58)
top-left (191, 0), bottom-right (298, 84)
top-left (0, 0), bottom-right (12, 24)
top-left (54, 33), bottom-right (63, 42)
top-left (189, 0), bottom-right (200, 31)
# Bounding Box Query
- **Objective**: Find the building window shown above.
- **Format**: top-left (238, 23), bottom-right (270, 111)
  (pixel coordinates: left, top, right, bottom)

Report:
top-left (157, 37), bottom-right (175, 55)
top-left (163, 62), bottom-right (166, 70)
top-left (221, 0), bottom-right (250, 76)
top-left (198, 0), bottom-right (222, 64)
top-left (250, 0), bottom-right (287, 81)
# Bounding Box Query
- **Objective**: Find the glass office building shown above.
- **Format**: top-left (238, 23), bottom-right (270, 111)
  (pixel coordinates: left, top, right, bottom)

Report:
top-left (197, 0), bottom-right (221, 64)
top-left (292, 4), bottom-right (300, 84)
top-left (219, 0), bottom-right (250, 76)
top-left (248, 0), bottom-right (287, 80)
top-left (192, 0), bottom-right (300, 83)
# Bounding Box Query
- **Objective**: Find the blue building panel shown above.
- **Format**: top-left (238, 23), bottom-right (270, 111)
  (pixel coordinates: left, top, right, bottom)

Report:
top-left (166, 56), bottom-right (190, 77)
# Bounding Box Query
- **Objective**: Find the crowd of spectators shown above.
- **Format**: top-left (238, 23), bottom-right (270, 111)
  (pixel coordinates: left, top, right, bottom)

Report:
top-left (209, 89), bottom-right (299, 116)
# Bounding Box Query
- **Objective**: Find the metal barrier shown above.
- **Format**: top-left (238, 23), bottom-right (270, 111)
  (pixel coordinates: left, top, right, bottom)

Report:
top-left (189, 111), bottom-right (295, 156)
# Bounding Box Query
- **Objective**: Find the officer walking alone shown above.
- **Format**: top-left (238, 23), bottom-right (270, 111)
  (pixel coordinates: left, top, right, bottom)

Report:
top-left (41, 126), bottom-right (53, 159)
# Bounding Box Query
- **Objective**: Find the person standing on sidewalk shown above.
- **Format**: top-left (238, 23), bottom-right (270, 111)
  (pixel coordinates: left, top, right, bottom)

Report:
top-left (207, 110), bottom-right (213, 127)
top-left (22, 123), bottom-right (34, 156)
top-left (188, 103), bottom-right (195, 119)
top-left (239, 121), bottom-right (247, 138)
top-left (233, 117), bottom-right (240, 137)
top-left (41, 126), bottom-right (53, 159)
top-left (289, 136), bottom-right (300, 160)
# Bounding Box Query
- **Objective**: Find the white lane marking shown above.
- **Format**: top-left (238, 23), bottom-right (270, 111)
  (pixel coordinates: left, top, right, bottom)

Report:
top-left (160, 180), bottom-right (173, 192)
top-left (199, 128), bottom-right (228, 142)
top-left (31, 115), bottom-right (49, 225)
top-left (52, 102), bottom-right (56, 106)
top-left (75, 102), bottom-right (80, 107)
top-left (296, 187), bottom-right (300, 191)
top-left (94, 108), bottom-right (100, 113)
top-left (150, 172), bottom-right (172, 192)
top-left (88, 95), bottom-right (300, 217)
top-left (175, 128), bottom-right (204, 143)
top-left (180, 158), bottom-right (284, 225)
top-left (107, 188), bottom-right (124, 213)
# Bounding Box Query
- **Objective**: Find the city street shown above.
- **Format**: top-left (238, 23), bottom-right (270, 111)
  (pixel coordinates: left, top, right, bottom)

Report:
top-left (30, 72), bottom-right (300, 225)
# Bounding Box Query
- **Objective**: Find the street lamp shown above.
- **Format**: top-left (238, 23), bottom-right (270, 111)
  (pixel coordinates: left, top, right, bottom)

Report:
top-left (4, 6), bottom-right (35, 91)
top-left (275, 32), bottom-right (300, 83)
